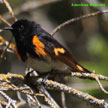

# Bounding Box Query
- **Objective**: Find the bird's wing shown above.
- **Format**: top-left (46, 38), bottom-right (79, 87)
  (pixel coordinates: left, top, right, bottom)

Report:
top-left (35, 35), bottom-right (91, 73)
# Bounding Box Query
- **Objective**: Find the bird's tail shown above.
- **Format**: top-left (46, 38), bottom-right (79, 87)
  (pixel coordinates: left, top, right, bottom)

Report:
top-left (72, 63), bottom-right (92, 73)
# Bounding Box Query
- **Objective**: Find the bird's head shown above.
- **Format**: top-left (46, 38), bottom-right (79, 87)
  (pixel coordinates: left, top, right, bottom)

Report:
top-left (4, 19), bottom-right (37, 40)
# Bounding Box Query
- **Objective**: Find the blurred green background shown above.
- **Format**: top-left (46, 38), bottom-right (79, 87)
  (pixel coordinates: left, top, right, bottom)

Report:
top-left (0, 0), bottom-right (108, 108)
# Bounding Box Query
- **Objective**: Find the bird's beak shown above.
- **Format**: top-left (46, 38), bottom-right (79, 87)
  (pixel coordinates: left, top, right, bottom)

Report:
top-left (4, 26), bottom-right (13, 30)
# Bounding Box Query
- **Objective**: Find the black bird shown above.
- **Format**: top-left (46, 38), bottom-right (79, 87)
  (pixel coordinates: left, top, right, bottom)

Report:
top-left (4, 19), bottom-right (91, 74)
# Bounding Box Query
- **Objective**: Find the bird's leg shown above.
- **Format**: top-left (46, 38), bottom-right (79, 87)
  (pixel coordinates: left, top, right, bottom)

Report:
top-left (40, 70), bottom-right (56, 86)
top-left (25, 67), bottom-right (39, 77)
top-left (42, 73), bottom-right (50, 82)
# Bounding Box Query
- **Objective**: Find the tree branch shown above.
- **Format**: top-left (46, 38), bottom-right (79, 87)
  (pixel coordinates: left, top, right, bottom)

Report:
top-left (51, 10), bottom-right (108, 36)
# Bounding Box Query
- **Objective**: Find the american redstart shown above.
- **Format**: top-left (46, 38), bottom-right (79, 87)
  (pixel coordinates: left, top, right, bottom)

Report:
top-left (4, 19), bottom-right (91, 74)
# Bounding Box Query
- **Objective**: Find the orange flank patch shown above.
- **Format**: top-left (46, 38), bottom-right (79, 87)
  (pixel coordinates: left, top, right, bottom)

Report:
top-left (76, 64), bottom-right (84, 71)
top-left (16, 48), bottom-right (22, 61)
top-left (10, 43), bottom-right (16, 50)
top-left (54, 48), bottom-right (65, 56)
top-left (32, 35), bottom-right (47, 56)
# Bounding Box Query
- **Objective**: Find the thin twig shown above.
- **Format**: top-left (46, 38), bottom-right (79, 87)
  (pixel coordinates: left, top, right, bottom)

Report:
top-left (3, 0), bottom-right (17, 22)
top-left (0, 36), bottom-right (13, 58)
top-left (0, 91), bottom-right (17, 108)
top-left (40, 86), bottom-right (60, 108)
top-left (61, 92), bottom-right (67, 108)
top-left (16, 101), bottom-right (26, 108)
top-left (26, 87), bottom-right (42, 107)
top-left (0, 73), bottom-right (108, 108)
top-left (95, 77), bottom-right (108, 94)
top-left (0, 100), bottom-right (8, 107)
top-left (1, 0), bottom-right (61, 21)
top-left (0, 15), bottom-right (11, 26)
top-left (37, 78), bottom-right (108, 108)
top-left (0, 0), bottom-right (16, 59)
top-left (51, 10), bottom-right (108, 36)
top-left (71, 72), bottom-right (108, 81)
top-left (0, 36), bottom-right (15, 53)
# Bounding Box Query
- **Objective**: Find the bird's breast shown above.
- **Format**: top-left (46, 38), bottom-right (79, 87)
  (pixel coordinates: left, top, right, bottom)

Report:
top-left (25, 56), bottom-right (68, 73)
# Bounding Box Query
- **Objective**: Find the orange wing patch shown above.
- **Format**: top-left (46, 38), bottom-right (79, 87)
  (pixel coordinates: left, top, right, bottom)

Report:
top-left (54, 48), bottom-right (65, 56)
top-left (76, 64), bottom-right (84, 71)
top-left (32, 35), bottom-right (47, 56)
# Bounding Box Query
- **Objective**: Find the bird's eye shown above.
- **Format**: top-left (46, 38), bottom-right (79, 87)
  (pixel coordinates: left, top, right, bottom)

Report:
top-left (18, 25), bottom-right (24, 31)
